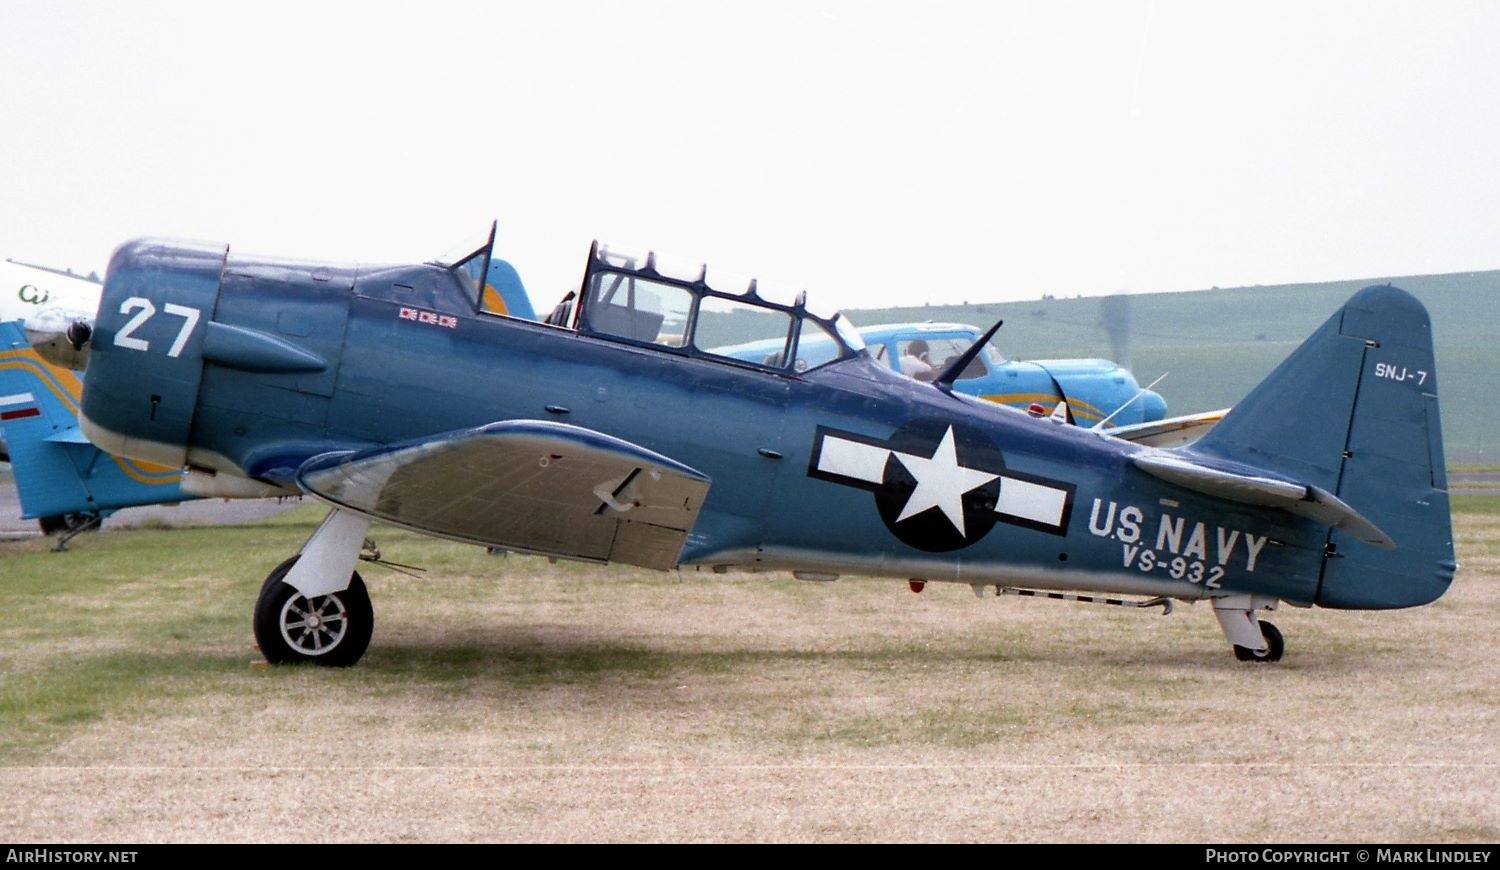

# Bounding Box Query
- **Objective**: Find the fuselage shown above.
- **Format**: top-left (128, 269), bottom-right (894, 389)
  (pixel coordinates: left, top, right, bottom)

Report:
top-left (79, 239), bottom-right (1341, 607)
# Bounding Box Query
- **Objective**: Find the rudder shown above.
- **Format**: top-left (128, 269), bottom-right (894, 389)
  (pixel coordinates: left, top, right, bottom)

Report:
top-left (1186, 285), bottom-right (1454, 609)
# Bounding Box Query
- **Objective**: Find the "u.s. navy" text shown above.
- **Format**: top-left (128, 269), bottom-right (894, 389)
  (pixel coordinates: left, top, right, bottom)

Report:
top-left (1087, 498), bottom-right (1270, 587)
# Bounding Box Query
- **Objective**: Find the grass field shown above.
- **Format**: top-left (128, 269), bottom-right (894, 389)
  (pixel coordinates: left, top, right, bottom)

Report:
top-left (1, 503), bottom-right (1496, 843)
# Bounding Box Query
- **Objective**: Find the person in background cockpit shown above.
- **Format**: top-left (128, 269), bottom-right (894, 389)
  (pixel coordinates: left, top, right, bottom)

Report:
top-left (901, 339), bottom-right (935, 380)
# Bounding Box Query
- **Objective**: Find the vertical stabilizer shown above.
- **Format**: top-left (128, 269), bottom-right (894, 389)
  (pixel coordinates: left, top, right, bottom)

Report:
top-left (1184, 286), bottom-right (1454, 609)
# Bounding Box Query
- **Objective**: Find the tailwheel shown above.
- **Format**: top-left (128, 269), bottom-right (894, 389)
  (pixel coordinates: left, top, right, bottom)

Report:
top-left (38, 513), bottom-right (85, 536)
top-left (42, 513), bottom-right (104, 552)
top-left (252, 556), bottom-right (373, 667)
top-left (1232, 620), bottom-right (1284, 663)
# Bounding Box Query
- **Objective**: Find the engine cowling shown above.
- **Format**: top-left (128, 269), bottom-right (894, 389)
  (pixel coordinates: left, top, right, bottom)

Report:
top-left (1034, 359), bottom-right (1168, 426)
top-left (80, 237), bottom-right (448, 487)
top-left (80, 239), bottom-right (227, 468)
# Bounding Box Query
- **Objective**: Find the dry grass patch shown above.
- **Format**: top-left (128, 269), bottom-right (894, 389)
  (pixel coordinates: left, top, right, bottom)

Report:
top-left (0, 507), bottom-right (1496, 842)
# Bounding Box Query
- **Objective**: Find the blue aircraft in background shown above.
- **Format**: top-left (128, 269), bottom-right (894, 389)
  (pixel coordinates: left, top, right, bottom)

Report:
top-left (856, 322), bottom-right (1167, 428)
top-left (2, 258), bottom-right (106, 462)
top-left (0, 320), bottom-right (193, 538)
top-left (62, 225), bottom-right (1454, 668)
top-left (718, 321), bottom-right (1170, 429)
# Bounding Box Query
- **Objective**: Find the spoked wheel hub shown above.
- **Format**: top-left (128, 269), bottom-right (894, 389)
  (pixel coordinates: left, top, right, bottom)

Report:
top-left (279, 592), bottom-right (352, 655)
top-left (253, 556), bottom-right (374, 667)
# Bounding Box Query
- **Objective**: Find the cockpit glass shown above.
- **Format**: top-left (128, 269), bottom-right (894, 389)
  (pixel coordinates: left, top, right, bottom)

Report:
top-left (582, 270), bottom-right (692, 348)
top-left (831, 314), bottom-right (865, 352)
top-left (789, 318), bottom-right (842, 372)
top-left (432, 222), bottom-right (496, 308)
top-left (450, 250), bottom-right (487, 307)
top-left (894, 336), bottom-right (990, 380)
top-left (694, 294), bottom-right (793, 363)
top-left (579, 242), bottom-right (862, 373)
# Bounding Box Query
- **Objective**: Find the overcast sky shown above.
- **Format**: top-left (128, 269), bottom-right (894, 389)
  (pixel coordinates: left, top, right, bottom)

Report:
top-left (2, 1), bottom-right (1497, 312)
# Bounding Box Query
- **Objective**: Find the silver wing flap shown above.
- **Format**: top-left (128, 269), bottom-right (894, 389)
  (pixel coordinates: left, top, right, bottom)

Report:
top-left (296, 420), bottom-right (710, 569)
top-left (1133, 451), bottom-right (1393, 548)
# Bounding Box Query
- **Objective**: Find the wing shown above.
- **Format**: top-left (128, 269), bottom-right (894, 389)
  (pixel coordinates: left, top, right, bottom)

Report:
top-left (1107, 408), bottom-right (1227, 447)
top-left (295, 420), bottom-right (710, 570)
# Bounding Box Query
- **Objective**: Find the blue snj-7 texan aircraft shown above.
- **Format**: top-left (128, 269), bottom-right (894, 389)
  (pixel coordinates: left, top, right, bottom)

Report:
top-left (67, 225), bottom-right (1455, 667)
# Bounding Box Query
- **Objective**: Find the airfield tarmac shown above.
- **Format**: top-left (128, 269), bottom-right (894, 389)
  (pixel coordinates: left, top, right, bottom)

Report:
top-left (0, 477), bottom-right (303, 539)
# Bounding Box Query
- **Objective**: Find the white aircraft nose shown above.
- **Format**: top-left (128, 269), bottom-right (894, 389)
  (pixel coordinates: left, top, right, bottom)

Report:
top-left (23, 306), bottom-right (94, 370)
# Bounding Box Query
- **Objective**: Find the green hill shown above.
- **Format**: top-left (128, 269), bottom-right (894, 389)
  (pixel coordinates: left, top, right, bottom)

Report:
top-left (847, 270), bottom-right (1500, 461)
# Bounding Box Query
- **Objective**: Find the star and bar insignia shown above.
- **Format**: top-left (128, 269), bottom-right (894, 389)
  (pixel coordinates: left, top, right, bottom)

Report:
top-left (808, 420), bottom-right (1075, 552)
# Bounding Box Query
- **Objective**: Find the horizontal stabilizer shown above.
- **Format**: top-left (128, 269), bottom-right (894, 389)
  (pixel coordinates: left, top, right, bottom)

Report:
top-left (1108, 409), bottom-right (1225, 448)
top-left (45, 425), bottom-right (91, 444)
top-left (296, 420), bottom-right (710, 570)
top-left (1133, 452), bottom-right (1394, 548)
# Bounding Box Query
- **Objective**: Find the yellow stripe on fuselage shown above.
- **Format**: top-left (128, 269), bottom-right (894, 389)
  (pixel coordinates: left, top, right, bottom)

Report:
top-left (0, 348), bottom-right (181, 485)
top-left (977, 392), bottom-right (1112, 425)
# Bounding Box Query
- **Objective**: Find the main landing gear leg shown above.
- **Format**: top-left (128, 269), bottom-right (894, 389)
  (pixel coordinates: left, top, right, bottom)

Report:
top-left (252, 508), bottom-right (374, 667)
top-left (44, 513), bottom-right (103, 552)
top-left (1213, 595), bottom-right (1285, 663)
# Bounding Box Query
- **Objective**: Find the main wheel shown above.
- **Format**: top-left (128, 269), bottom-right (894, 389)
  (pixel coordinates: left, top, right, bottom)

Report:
top-left (1232, 620), bottom-right (1285, 663)
top-left (252, 556), bottom-right (373, 667)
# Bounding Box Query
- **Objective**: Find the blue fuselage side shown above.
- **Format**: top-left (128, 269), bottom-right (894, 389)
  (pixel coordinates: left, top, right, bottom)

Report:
top-left (79, 243), bottom-right (1330, 606)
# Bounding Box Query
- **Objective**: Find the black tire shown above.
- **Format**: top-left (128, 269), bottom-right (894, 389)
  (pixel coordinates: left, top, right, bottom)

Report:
top-left (38, 515), bottom-right (69, 536)
top-left (1233, 620), bottom-right (1285, 663)
top-left (252, 556), bottom-right (373, 667)
top-left (38, 513), bottom-right (94, 535)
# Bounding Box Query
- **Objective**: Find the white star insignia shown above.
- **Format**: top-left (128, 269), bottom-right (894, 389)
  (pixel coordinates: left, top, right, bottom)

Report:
top-left (892, 426), bottom-right (998, 537)
top-left (811, 425), bottom-right (1072, 538)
